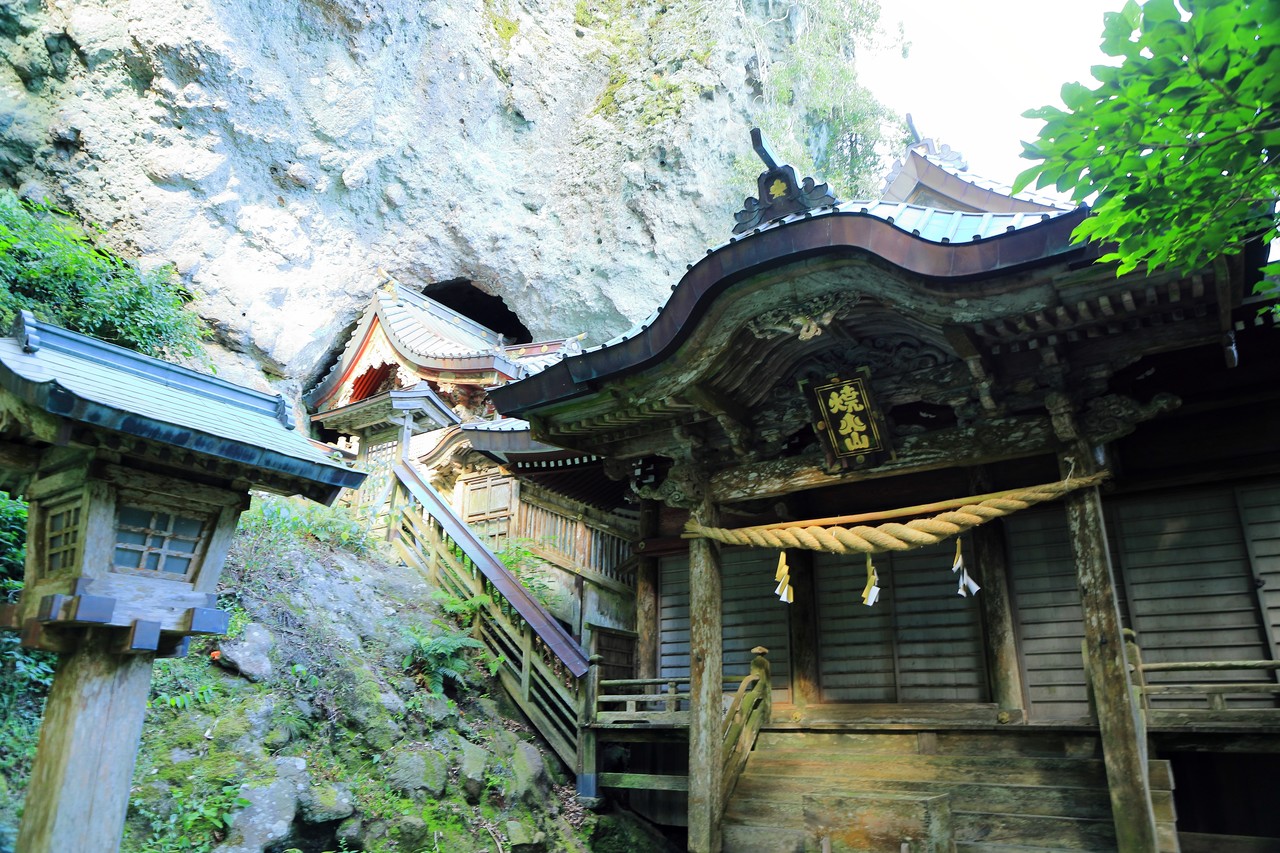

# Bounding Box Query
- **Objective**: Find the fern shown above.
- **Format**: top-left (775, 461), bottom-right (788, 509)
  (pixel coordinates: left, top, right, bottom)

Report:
top-left (401, 625), bottom-right (485, 697)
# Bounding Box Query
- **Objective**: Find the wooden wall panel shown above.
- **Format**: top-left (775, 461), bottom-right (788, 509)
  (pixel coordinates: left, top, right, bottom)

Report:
top-left (1110, 486), bottom-right (1273, 706)
top-left (814, 542), bottom-right (986, 703)
top-left (1005, 506), bottom-right (1091, 720)
top-left (892, 544), bottom-right (988, 703)
top-left (658, 549), bottom-right (792, 698)
top-left (1237, 481), bottom-right (1280, 659)
top-left (815, 551), bottom-right (896, 702)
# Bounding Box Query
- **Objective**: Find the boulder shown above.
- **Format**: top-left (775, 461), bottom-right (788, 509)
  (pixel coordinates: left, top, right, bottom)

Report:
top-left (298, 782), bottom-right (354, 823)
top-left (215, 624), bottom-right (275, 683)
top-left (510, 741), bottom-right (548, 804)
top-left (459, 739), bottom-right (489, 804)
top-left (387, 748), bottom-right (448, 799)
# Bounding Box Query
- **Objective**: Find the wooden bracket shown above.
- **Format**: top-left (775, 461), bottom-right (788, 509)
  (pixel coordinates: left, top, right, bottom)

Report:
top-left (121, 620), bottom-right (161, 654)
top-left (37, 593), bottom-right (116, 626)
top-left (19, 617), bottom-right (76, 653)
top-left (181, 607), bottom-right (230, 635)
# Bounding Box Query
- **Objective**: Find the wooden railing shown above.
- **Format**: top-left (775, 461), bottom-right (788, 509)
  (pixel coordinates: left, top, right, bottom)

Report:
top-left (390, 464), bottom-right (590, 772)
top-left (515, 490), bottom-right (636, 590)
top-left (721, 647), bottom-right (771, 810)
top-left (595, 676), bottom-right (693, 727)
top-left (1125, 631), bottom-right (1280, 728)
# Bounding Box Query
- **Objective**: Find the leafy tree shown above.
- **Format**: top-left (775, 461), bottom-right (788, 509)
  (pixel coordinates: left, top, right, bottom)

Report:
top-left (750, 0), bottom-right (909, 198)
top-left (0, 190), bottom-right (206, 358)
top-left (1013, 0), bottom-right (1279, 290)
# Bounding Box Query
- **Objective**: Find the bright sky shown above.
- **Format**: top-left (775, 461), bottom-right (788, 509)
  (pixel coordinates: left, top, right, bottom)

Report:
top-left (862, 0), bottom-right (1123, 187)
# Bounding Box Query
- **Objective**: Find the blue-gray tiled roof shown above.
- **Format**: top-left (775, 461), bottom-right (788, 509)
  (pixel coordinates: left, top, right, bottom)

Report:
top-left (0, 313), bottom-right (364, 502)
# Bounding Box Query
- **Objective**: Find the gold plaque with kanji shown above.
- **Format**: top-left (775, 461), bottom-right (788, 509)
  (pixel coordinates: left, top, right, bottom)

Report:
top-left (813, 376), bottom-right (885, 458)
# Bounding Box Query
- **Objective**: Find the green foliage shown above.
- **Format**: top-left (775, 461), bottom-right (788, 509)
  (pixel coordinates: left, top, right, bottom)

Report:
top-left (131, 783), bottom-right (249, 853)
top-left (495, 538), bottom-right (559, 610)
top-left (401, 624), bottom-right (485, 698)
top-left (0, 190), bottom-right (207, 358)
top-left (152, 683), bottom-right (216, 711)
top-left (429, 586), bottom-right (490, 619)
top-left (0, 492), bottom-right (27, 601)
top-left (0, 496), bottom-right (48, 840)
top-left (149, 645), bottom-right (223, 712)
top-left (747, 0), bottom-right (908, 198)
top-left (234, 493), bottom-right (378, 558)
top-left (1014, 0), bottom-right (1280, 293)
top-left (485, 0), bottom-right (519, 47)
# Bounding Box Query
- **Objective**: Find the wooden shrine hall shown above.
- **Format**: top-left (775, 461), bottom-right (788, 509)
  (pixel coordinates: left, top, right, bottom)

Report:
top-left (474, 134), bottom-right (1280, 853)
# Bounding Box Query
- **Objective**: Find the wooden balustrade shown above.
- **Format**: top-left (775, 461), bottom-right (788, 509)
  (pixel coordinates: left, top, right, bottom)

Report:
top-left (595, 676), bottom-right (693, 726)
top-left (515, 490), bottom-right (636, 590)
top-left (1124, 632), bottom-right (1280, 728)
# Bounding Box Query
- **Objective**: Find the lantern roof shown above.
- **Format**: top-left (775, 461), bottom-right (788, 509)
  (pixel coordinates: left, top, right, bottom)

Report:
top-left (0, 313), bottom-right (364, 503)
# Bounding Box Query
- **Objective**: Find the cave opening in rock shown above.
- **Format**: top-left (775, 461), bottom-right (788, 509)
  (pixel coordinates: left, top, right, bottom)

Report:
top-left (422, 279), bottom-right (532, 345)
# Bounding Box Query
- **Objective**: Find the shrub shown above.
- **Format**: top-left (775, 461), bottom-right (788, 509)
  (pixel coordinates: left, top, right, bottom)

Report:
top-left (0, 190), bottom-right (206, 359)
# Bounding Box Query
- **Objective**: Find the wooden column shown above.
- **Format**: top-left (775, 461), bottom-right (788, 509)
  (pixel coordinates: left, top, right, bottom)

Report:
top-left (577, 655), bottom-right (602, 802)
top-left (635, 500), bottom-right (660, 680)
top-left (1061, 447), bottom-right (1158, 853)
top-left (787, 549), bottom-right (821, 707)
top-left (18, 632), bottom-right (156, 853)
top-left (687, 495), bottom-right (723, 853)
top-left (971, 520), bottom-right (1024, 715)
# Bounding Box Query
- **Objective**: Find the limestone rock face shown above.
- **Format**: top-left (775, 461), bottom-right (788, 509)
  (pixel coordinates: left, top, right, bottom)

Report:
top-left (0, 0), bottom-right (772, 384)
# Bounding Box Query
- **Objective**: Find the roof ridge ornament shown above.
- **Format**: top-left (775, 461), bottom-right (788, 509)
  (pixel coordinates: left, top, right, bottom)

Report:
top-left (733, 128), bottom-right (839, 235)
top-left (14, 310), bottom-right (40, 353)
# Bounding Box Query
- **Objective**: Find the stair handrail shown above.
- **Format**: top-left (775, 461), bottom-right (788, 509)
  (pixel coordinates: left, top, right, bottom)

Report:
top-left (721, 646), bottom-right (771, 811)
top-left (392, 462), bottom-right (590, 678)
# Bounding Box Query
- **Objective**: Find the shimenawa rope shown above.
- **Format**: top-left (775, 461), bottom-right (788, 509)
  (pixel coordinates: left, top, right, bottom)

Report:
top-left (682, 472), bottom-right (1108, 555)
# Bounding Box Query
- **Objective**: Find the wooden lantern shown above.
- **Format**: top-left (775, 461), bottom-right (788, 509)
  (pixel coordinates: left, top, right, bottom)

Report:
top-left (14, 460), bottom-right (246, 655)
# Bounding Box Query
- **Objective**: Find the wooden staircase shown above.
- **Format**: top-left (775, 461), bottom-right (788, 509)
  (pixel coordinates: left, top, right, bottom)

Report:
top-left (722, 729), bottom-right (1179, 853)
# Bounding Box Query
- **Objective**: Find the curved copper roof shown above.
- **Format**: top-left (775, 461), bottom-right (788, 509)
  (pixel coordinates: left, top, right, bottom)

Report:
top-left (491, 203), bottom-right (1090, 416)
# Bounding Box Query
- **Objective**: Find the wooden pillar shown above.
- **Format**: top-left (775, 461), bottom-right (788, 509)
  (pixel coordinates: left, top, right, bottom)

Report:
top-left (635, 500), bottom-right (660, 680)
top-left (972, 521), bottom-right (1024, 715)
top-left (577, 654), bottom-right (602, 802)
top-left (18, 632), bottom-right (156, 853)
top-left (1061, 446), bottom-right (1158, 853)
top-left (687, 495), bottom-right (723, 853)
top-left (787, 549), bottom-right (821, 707)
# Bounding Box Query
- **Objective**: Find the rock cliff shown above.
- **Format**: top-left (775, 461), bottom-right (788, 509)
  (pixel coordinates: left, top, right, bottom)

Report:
top-left (0, 0), bottom-right (801, 386)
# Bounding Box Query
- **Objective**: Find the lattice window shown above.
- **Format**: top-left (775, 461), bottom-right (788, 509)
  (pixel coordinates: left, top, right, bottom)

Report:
top-left (45, 500), bottom-right (82, 573)
top-left (112, 505), bottom-right (208, 580)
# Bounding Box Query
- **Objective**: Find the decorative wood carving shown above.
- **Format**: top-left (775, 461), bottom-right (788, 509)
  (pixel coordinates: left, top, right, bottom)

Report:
top-left (1081, 393), bottom-right (1180, 444)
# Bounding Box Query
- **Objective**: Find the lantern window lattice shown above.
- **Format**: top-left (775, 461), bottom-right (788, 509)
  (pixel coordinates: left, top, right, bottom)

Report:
top-left (112, 505), bottom-right (209, 581)
top-left (45, 500), bottom-right (83, 573)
